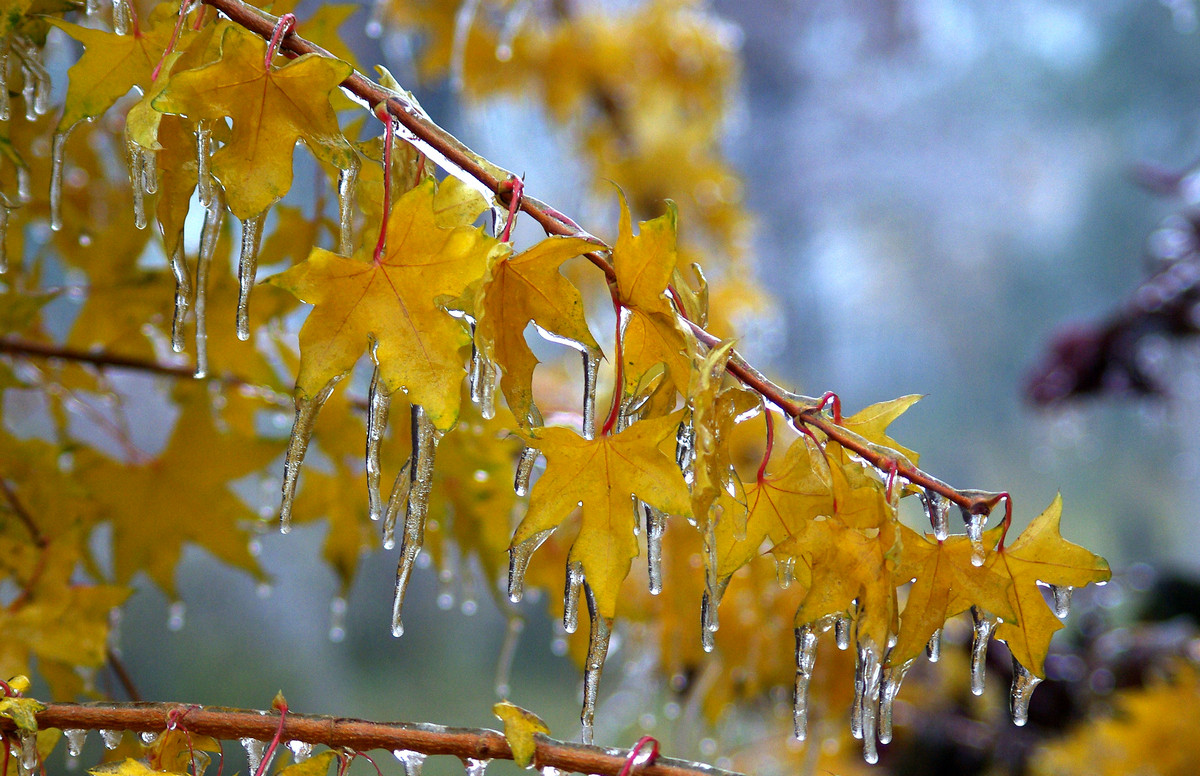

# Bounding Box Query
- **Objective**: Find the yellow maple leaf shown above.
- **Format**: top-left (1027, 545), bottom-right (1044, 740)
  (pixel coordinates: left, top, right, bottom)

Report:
top-left (989, 494), bottom-right (1110, 677)
top-left (268, 178), bottom-right (509, 430)
top-left (473, 235), bottom-right (600, 424)
top-left (513, 414), bottom-right (692, 619)
top-left (493, 700), bottom-right (550, 769)
top-left (152, 24), bottom-right (355, 218)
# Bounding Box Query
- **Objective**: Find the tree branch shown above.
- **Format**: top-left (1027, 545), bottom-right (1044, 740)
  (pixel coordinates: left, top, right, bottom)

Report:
top-left (0, 702), bottom-right (743, 776)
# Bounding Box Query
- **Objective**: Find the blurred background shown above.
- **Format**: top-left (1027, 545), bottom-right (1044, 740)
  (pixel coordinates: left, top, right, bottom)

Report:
top-left (93, 0), bottom-right (1200, 773)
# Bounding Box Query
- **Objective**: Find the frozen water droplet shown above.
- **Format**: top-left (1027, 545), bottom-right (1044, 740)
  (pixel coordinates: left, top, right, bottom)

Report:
top-left (393, 749), bottom-right (426, 776)
top-left (563, 560), bottom-right (584, 634)
top-left (514, 445), bottom-right (538, 497)
top-left (463, 757), bottom-right (489, 776)
top-left (392, 405), bottom-right (440, 638)
top-left (65, 729), bottom-right (86, 758)
top-left (329, 596), bottom-right (347, 643)
top-left (100, 730), bottom-right (121, 750)
top-left (139, 731), bottom-right (159, 745)
top-left (878, 659), bottom-right (913, 745)
top-left (236, 213), bottom-right (265, 340)
top-left (581, 349), bottom-right (601, 440)
top-left (287, 740), bottom-right (314, 763)
top-left (337, 158), bottom-right (359, 255)
top-left (508, 528), bottom-right (553, 603)
top-left (193, 187), bottom-right (225, 379)
top-left (167, 601), bottom-right (186, 631)
top-left (366, 351), bottom-right (391, 522)
top-left (793, 624), bottom-right (818, 741)
top-left (645, 504), bottom-right (666, 595)
top-left (168, 238), bottom-right (192, 353)
top-left (580, 584), bottom-right (611, 746)
top-left (920, 489), bottom-right (950, 542)
top-left (19, 731), bottom-right (37, 774)
top-left (49, 125), bottom-right (80, 232)
top-left (1009, 656), bottom-right (1042, 727)
top-left (240, 738), bottom-right (265, 774)
top-left (1049, 583), bottom-right (1073, 619)
top-left (926, 628), bottom-right (941, 663)
top-left (853, 638), bottom-right (883, 764)
top-left (775, 556), bottom-right (795, 588)
top-left (970, 607), bottom-right (997, 696)
top-left (835, 613), bottom-right (851, 650)
top-left (280, 374), bottom-right (345, 533)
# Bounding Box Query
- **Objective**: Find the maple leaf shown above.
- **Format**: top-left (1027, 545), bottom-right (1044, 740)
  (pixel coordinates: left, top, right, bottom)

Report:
top-left (890, 525), bottom-right (1015, 667)
top-left (513, 413), bottom-right (692, 619)
top-left (493, 700), bottom-right (550, 768)
top-left (989, 494), bottom-right (1110, 677)
top-left (152, 24), bottom-right (355, 218)
top-left (687, 341), bottom-right (755, 531)
top-left (473, 235), bottom-right (599, 424)
top-left (268, 178), bottom-right (508, 430)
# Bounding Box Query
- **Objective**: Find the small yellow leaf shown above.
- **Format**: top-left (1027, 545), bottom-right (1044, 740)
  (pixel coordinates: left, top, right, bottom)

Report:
top-left (0, 695), bottom-right (44, 732)
top-left (277, 750), bottom-right (338, 776)
top-left (493, 701), bottom-right (549, 769)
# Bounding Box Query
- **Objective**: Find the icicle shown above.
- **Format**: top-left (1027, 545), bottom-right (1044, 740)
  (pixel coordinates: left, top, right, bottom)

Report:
top-left (86, 0), bottom-right (100, 16)
top-left (563, 560), bottom-right (584, 634)
top-left (139, 731), bottom-right (159, 745)
top-left (1049, 584), bottom-right (1073, 619)
top-left (508, 527), bottom-right (553, 603)
top-left (19, 731), bottom-right (37, 774)
top-left (969, 607), bottom-right (997, 696)
top-left (514, 444), bottom-right (537, 497)
top-left (835, 613), bottom-right (851, 650)
top-left (700, 587), bottom-right (721, 653)
top-left (336, 158), bottom-right (358, 255)
top-left (494, 615), bottom-right (524, 696)
top-left (141, 147), bottom-right (158, 194)
top-left (329, 596), bottom-right (347, 643)
top-left (193, 187), bottom-right (224, 379)
top-left (15, 164), bottom-right (29, 204)
top-left (468, 339), bottom-right (496, 419)
top-left (236, 213), bottom-right (265, 340)
top-left (926, 628), bottom-right (941, 662)
top-left (776, 556), bottom-right (795, 588)
top-left (65, 729), bottom-right (86, 758)
top-left (793, 624), bottom-right (818, 741)
top-left (287, 740), bottom-right (314, 763)
top-left (279, 374), bottom-right (346, 533)
top-left (463, 758), bottom-right (489, 776)
top-left (878, 659), bottom-right (914, 745)
top-left (382, 459), bottom-right (411, 550)
top-left (168, 236), bottom-right (191, 352)
top-left (240, 738), bottom-right (265, 774)
top-left (0, 205), bottom-right (8, 275)
top-left (366, 348), bottom-right (391, 522)
top-left (391, 405), bottom-right (440, 638)
top-left (49, 123), bottom-right (81, 232)
top-left (1009, 657), bottom-right (1043, 727)
top-left (100, 730), bottom-right (121, 750)
top-left (645, 504), bottom-right (666, 595)
top-left (167, 600), bottom-right (186, 631)
top-left (196, 122), bottom-right (214, 207)
top-left (920, 490), bottom-right (951, 542)
top-left (113, 0), bottom-right (132, 35)
top-left (0, 45), bottom-right (8, 121)
top-left (19, 62), bottom-right (35, 122)
top-left (393, 750), bottom-right (426, 776)
top-left (580, 348), bottom-right (601, 440)
top-left (675, 418), bottom-right (695, 476)
top-left (852, 639), bottom-right (883, 764)
top-left (127, 138), bottom-right (148, 229)
top-left (580, 584), bottom-right (612, 746)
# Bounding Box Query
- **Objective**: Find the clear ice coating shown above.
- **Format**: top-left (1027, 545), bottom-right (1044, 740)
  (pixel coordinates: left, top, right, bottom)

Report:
top-left (580, 584), bottom-right (612, 746)
top-left (644, 504), bottom-right (666, 595)
top-left (393, 749), bottom-right (427, 776)
top-left (961, 504), bottom-right (988, 567)
top-left (168, 238), bottom-right (191, 352)
top-left (279, 374), bottom-right (346, 533)
top-left (581, 349), bottom-right (601, 440)
top-left (391, 405), bottom-right (440, 638)
top-left (514, 444), bottom-right (537, 497)
top-left (240, 737), bottom-right (266, 775)
top-left (50, 123), bottom-right (81, 232)
top-left (920, 489), bottom-right (951, 542)
top-left (366, 351), bottom-right (391, 522)
top-left (835, 613), bottom-right (851, 650)
top-left (329, 595), bottom-right (347, 643)
top-left (336, 158), bottom-right (359, 255)
top-left (468, 340), bottom-right (496, 420)
top-left (563, 560), bottom-right (584, 633)
top-left (127, 139), bottom-right (148, 230)
top-left (675, 418), bottom-right (695, 477)
top-left (0, 47), bottom-right (8, 121)
top-left (193, 187), bottom-right (225, 379)
top-left (463, 757), bottom-right (490, 776)
top-left (100, 730), bottom-right (121, 750)
top-left (64, 729), bottom-right (86, 758)
top-left (19, 731), bottom-right (37, 774)
top-left (1009, 656), bottom-right (1043, 727)
top-left (852, 639), bottom-right (883, 764)
top-left (236, 213), bottom-right (265, 340)
top-left (878, 659), bottom-right (914, 745)
top-left (926, 628), bottom-right (941, 662)
top-left (792, 624), bottom-right (818, 741)
top-left (196, 122), bottom-right (214, 207)
top-left (970, 607), bottom-right (998, 696)
top-left (1049, 583), bottom-right (1073, 619)
top-left (776, 556), bottom-right (795, 588)
top-left (508, 527), bottom-right (554, 603)
top-left (113, 0), bottom-right (132, 34)
top-left (287, 740), bottom-right (314, 763)
top-left (382, 459), bottom-right (412, 550)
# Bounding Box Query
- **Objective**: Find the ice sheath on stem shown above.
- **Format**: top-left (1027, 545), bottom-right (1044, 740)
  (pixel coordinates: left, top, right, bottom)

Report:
top-left (391, 405), bottom-right (440, 638)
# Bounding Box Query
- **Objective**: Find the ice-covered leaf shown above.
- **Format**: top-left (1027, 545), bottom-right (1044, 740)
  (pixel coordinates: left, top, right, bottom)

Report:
top-left (493, 701), bottom-right (549, 768)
